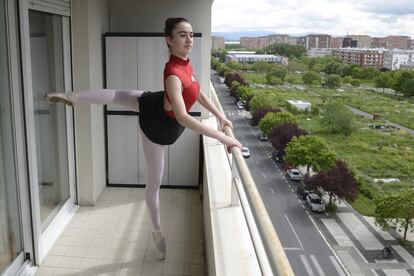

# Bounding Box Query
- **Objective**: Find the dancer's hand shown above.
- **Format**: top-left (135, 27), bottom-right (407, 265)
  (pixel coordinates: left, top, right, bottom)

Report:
top-left (220, 117), bottom-right (233, 130)
top-left (217, 132), bottom-right (242, 153)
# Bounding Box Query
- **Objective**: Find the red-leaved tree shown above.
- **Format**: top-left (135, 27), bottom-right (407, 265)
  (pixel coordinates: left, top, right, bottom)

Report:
top-left (251, 107), bottom-right (282, 126)
top-left (305, 160), bottom-right (358, 207)
top-left (268, 122), bottom-right (307, 151)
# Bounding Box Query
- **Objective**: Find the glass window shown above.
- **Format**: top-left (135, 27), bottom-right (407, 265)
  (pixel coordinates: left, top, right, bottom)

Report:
top-left (0, 0), bottom-right (23, 272)
top-left (28, 10), bottom-right (70, 229)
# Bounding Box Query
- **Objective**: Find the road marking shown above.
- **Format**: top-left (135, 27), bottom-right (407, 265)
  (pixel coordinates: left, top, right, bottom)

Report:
top-left (310, 255), bottom-right (325, 276)
top-left (329, 256), bottom-right (346, 276)
top-left (283, 247), bottom-right (303, 251)
top-left (270, 188), bottom-right (275, 195)
top-left (290, 188), bottom-right (294, 193)
top-left (262, 172), bottom-right (266, 178)
top-left (300, 255), bottom-right (315, 276)
top-left (284, 214), bottom-right (304, 250)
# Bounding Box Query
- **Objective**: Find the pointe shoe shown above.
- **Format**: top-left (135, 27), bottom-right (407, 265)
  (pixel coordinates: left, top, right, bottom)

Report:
top-left (152, 229), bottom-right (166, 261)
top-left (45, 92), bottom-right (79, 107)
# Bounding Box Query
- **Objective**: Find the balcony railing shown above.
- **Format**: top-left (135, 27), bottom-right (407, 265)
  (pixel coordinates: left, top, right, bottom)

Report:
top-left (208, 82), bottom-right (294, 276)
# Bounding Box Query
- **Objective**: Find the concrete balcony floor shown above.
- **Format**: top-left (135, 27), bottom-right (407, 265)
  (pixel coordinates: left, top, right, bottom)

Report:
top-left (35, 187), bottom-right (205, 276)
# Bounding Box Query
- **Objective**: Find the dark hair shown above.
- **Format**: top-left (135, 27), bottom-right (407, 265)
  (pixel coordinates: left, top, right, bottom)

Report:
top-left (164, 17), bottom-right (189, 37)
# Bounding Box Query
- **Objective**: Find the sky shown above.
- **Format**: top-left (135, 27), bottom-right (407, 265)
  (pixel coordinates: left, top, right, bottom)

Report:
top-left (212, 0), bottom-right (414, 38)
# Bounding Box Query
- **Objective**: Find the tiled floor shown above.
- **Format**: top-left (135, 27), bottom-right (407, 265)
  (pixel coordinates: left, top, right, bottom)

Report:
top-left (35, 188), bottom-right (205, 276)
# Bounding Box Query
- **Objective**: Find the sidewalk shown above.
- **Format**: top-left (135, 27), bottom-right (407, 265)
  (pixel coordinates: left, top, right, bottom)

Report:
top-left (315, 199), bottom-right (414, 276)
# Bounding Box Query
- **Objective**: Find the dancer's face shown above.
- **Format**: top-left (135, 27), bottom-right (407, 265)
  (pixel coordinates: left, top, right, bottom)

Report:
top-left (166, 22), bottom-right (193, 58)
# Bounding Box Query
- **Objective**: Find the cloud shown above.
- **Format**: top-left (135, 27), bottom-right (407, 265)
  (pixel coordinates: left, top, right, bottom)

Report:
top-left (212, 0), bottom-right (414, 37)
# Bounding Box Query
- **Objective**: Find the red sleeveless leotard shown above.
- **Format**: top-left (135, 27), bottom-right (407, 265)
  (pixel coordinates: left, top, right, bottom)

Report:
top-left (163, 55), bottom-right (200, 119)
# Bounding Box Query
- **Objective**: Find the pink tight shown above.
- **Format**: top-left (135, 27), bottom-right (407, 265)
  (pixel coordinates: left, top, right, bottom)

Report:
top-left (75, 89), bottom-right (164, 230)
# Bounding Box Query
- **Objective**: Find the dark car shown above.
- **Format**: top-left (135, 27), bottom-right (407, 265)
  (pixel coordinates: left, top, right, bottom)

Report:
top-left (258, 133), bottom-right (268, 141)
top-left (297, 184), bottom-right (311, 200)
top-left (271, 150), bottom-right (284, 163)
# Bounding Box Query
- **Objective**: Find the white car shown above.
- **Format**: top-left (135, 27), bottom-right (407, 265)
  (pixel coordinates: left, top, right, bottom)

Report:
top-left (286, 168), bottom-right (302, 181)
top-left (306, 193), bottom-right (326, 212)
top-left (236, 101), bottom-right (244, 109)
top-left (241, 147), bottom-right (250, 158)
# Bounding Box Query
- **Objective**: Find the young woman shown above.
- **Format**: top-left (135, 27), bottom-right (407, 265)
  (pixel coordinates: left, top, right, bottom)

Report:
top-left (46, 17), bottom-right (242, 260)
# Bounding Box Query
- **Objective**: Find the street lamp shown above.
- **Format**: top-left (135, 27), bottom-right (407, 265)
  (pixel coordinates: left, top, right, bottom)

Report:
top-left (306, 117), bottom-right (311, 135)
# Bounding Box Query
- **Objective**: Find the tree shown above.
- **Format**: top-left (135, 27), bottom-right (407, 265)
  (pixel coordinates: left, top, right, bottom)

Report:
top-left (249, 94), bottom-right (278, 113)
top-left (236, 86), bottom-right (255, 102)
top-left (266, 76), bottom-right (283, 85)
top-left (305, 160), bottom-right (358, 207)
top-left (324, 74), bottom-right (341, 89)
top-left (392, 70), bottom-right (414, 97)
top-left (287, 58), bottom-right (307, 72)
top-left (303, 71), bottom-right (321, 86)
top-left (251, 106), bottom-right (281, 126)
top-left (374, 72), bottom-right (393, 93)
top-left (216, 64), bottom-right (231, 77)
top-left (264, 43), bottom-right (306, 59)
top-left (268, 122), bottom-right (307, 151)
top-left (227, 61), bottom-right (244, 71)
top-left (285, 136), bottom-right (336, 176)
top-left (266, 66), bottom-right (288, 83)
top-left (259, 112), bottom-right (297, 135)
top-left (323, 61), bottom-right (344, 75)
top-left (224, 73), bottom-right (247, 88)
top-left (320, 102), bottom-right (355, 135)
top-left (252, 61), bottom-right (270, 72)
top-left (374, 188), bottom-right (414, 243)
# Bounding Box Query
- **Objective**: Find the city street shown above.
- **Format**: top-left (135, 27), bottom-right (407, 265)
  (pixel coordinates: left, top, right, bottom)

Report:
top-left (211, 73), bottom-right (347, 276)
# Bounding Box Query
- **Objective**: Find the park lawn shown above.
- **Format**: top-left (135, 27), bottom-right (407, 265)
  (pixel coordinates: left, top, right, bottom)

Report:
top-left (286, 73), bottom-right (304, 85)
top-left (351, 194), bottom-right (376, 216)
top-left (310, 87), bottom-right (414, 130)
top-left (252, 88), bottom-right (323, 107)
top-left (241, 72), bottom-right (267, 84)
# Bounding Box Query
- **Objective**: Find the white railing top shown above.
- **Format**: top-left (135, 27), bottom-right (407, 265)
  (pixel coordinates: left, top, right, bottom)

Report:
top-left (209, 82), bottom-right (295, 276)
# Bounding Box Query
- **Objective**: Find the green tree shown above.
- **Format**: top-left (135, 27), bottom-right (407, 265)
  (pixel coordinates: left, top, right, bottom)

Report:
top-left (285, 136), bottom-right (336, 176)
top-left (323, 61), bottom-right (344, 75)
top-left (249, 94), bottom-right (278, 113)
top-left (236, 86), bottom-right (255, 101)
top-left (267, 76), bottom-right (283, 85)
top-left (216, 64), bottom-right (231, 77)
top-left (259, 112), bottom-right (297, 135)
top-left (374, 73), bottom-right (393, 93)
top-left (392, 70), bottom-right (414, 96)
top-left (252, 61), bottom-right (270, 72)
top-left (266, 66), bottom-right (288, 83)
top-left (219, 50), bottom-right (228, 63)
top-left (324, 74), bottom-right (341, 89)
top-left (320, 102), bottom-right (355, 135)
top-left (264, 43), bottom-right (306, 59)
top-left (374, 188), bottom-right (414, 243)
top-left (227, 61), bottom-right (244, 71)
top-left (302, 71), bottom-right (321, 86)
top-left (287, 58), bottom-right (307, 72)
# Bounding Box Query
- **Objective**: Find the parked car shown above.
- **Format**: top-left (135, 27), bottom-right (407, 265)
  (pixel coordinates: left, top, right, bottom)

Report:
top-left (306, 193), bottom-right (326, 212)
top-left (236, 101), bottom-right (244, 109)
top-left (296, 184), bottom-right (312, 200)
top-left (241, 147), bottom-right (250, 158)
top-left (286, 168), bottom-right (302, 181)
top-left (271, 150), bottom-right (284, 163)
top-left (258, 133), bottom-right (268, 141)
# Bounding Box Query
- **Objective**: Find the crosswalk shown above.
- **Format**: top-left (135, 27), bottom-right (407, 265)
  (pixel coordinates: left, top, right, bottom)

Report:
top-left (298, 254), bottom-right (346, 276)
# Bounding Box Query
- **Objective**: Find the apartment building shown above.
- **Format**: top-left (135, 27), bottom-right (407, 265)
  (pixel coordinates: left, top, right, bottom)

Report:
top-left (331, 37), bottom-right (344, 48)
top-left (307, 48), bottom-right (333, 57)
top-left (240, 36), bottom-right (268, 49)
top-left (305, 34), bottom-right (331, 49)
top-left (345, 35), bottom-right (372, 48)
top-left (332, 48), bottom-right (387, 69)
top-left (225, 53), bottom-right (283, 63)
top-left (212, 36), bottom-right (225, 50)
top-left (383, 49), bottom-right (414, 70)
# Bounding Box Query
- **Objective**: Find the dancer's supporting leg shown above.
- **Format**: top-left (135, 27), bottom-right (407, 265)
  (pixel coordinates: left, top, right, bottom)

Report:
top-left (46, 89), bottom-right (144, 111)
top-left (140, 130), bottom-right (167, 260)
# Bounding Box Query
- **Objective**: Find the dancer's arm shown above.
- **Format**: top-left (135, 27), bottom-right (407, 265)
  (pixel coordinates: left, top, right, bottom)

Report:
top-left (196, 92), bottom-right (233, 130)
top-left (166, 75), bottom-right (241, 149)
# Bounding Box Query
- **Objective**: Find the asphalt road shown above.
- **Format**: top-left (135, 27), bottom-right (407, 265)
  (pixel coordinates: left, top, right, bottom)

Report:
top-left (211, 73), bottom-right (348, 276)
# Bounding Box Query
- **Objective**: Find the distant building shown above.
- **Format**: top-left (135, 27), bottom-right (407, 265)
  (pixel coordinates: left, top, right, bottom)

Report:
top-left (410, 39), bottom-right (414, 49)
top-left (331, 37), bottom-right (344, 48)
top-left (305, 34), bottom-right (331, 49)
top-left (345, 35), bottom-right (372, 48)
top-left (371, 37), bottom-right (386, 48)
top-left (240, 36), bottom-right (268, 49)
top-left (383, 35), bottom-right (410, 49)
top-left (383, 49), bottom-right (414, 70)
top-left (307, 48), bottom-right (332, 57)
top-left (332, 48), bottom-right (387, 69)
top-left (212, 36), bottom-right (225, 50)
top-left (227, 51), bottom-right (256, 55)
top-left (267, 34), bottom-right (297, 45)
top-left (400, 62), bottom-right (414, 70)
top-left (342, 37), bottom-right (357, 48)
top-left (225, 53), bottom-right (284, 64)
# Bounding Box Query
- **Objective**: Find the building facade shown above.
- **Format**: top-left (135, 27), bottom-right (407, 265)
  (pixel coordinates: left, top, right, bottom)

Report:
top-left (225, 53), bottom-right (284, 64)
top-left (307, 47), bottom-right (333, 57)
top-left (331, 37), bottom-right (344, 48)
top-left (332, 48), bottom-right (387, 69)
top-left (383, 49), bottom-right (414, 70)
top-left (305, 34), bottom-right (331, 49)
top-left (345, 35), bottom-right (372, 48)
top-left (212, 35), bottom-right (225, 50)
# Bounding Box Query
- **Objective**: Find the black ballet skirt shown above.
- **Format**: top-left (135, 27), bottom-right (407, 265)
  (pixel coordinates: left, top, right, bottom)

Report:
top-left (138, 91), bottom-right (185, 145)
